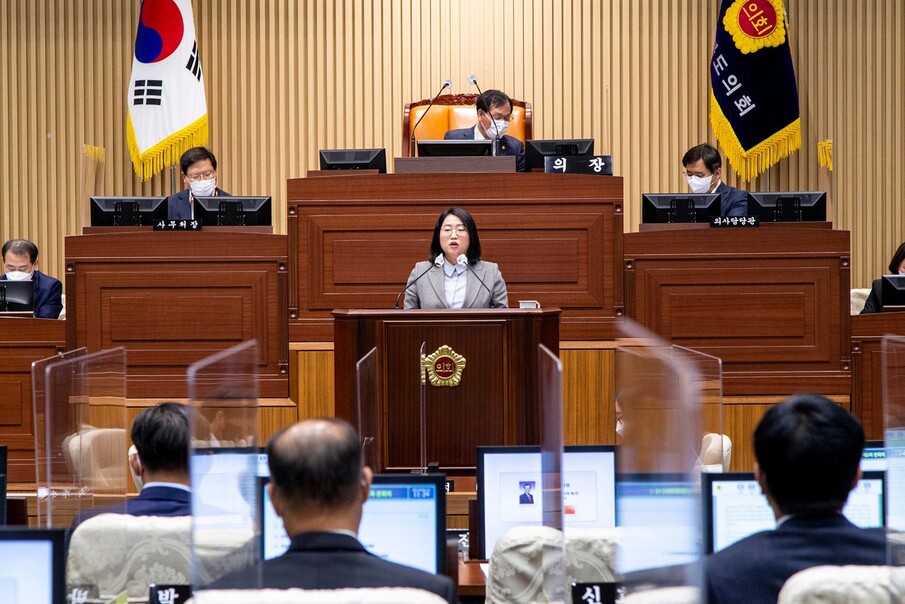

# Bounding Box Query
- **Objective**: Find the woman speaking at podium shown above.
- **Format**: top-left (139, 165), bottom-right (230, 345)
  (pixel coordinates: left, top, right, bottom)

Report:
top-left (861, 241), bottom-right (905, 314)
top-left (403, 207), bottom-right (508, 309)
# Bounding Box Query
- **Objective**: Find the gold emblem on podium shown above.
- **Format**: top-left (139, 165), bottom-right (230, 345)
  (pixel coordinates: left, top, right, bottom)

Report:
top-left (421, 345), bottom-right (466, 387)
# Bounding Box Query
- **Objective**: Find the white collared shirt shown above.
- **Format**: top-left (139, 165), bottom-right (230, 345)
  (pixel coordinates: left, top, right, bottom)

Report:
top-left (141, 481), bottom-right (191, 493)
top-left (473, 124), bottom-right (488, 141)
top-left (443, 259), bottom-right (468, 309)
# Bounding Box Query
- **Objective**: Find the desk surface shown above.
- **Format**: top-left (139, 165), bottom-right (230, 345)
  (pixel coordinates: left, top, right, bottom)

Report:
top-left (458, 555), bottom-right (487, 597)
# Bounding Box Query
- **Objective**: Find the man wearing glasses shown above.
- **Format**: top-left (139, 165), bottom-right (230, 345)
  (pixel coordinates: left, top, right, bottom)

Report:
top-left (444, 89), bottom-right (526, 172)
top-left (167, 146), bottom-right (231, 220)
top-left (681, 143), bottom-right (747, 217)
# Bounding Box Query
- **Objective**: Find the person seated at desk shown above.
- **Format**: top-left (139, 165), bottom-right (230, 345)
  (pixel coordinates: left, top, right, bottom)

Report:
top-left (207, 418), bottom-right (457, 602)
top-left (168, 146), bottom-right (231, 220)
top-left (71, 402), bottom-right (192, 529)
top-left (682, 143), bottom-right (747, 217)
top-left (403, 207), bottom-right (508, 309)
top-left (861, 241), bottom-right (905, 313)
top-left (1, 238), bottom-right (63, 319)
top-left (444, 89), bottom-right (527, 172)
top-left (705, 394), bottom-right (886, 604)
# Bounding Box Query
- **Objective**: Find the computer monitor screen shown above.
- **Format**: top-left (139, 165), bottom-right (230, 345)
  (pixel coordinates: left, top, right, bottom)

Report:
top-left (260, 473), bottom-right (447, 575)
top-left (881, 276), bottom-right (905, 311)
top-left (746, 191), bottom-right (827, 222)
top-left (90, 196), bottom-right (168, 227)
top-left (193, 196), bottom-right (272, 227)
top-left (477, 445), bottom-right (617, 560)
top-left (0, 281), bottom-right (34, 314)
top-left (318, 148), bottom-right (387, 173)
top-left (190, 447), bottom-right (269, 531)
top-left (641, 193), bottom-right (721, 223)
top-left (0, 528), bottom-right (66, 604)
top-left (702, 470), bottom-right (885, 554)
top-left (525, 139), bottom-right (595, 171)
top-left (862, 441), bottom-right (886, 471)
top-left (417, 140), bottom-right (492, 158)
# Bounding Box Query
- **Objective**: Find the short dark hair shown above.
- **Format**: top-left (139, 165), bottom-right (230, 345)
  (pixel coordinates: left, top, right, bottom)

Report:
top-left (754, 394), bottom-right (864, 515)
top-left (2, 239), bottom-right (39, 263)
top-left (888, 242), bottom-right (905, 274)
top-left (682, 143), bottom-right (722, 173)
top-left (428, 207), bottom-right (482, 264)
top-left (179, 147), bottom-right (218, 175)
top-left (476, 89), bottom-right (513, 115)
top-left (267, 418), bottom-right (363, 511)
top-left (131, 402), bottom-right (190, 473)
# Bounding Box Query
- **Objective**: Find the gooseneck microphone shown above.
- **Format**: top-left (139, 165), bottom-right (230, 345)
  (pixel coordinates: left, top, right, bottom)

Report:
top-left (467, 74), bottom-right (501, 156)
top-left (395, 255), bottom-right (444, 309)
top-left (410, 79), bottom-right (452, 156)
top-left (457, 254), bottom-right (496, 308)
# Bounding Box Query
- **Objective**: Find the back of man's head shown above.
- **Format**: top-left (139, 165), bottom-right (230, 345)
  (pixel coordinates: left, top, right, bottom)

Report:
top-left (477, 89), bottom-right (513, 114)
top-left (754, 394), bottom-right (864, 515)
top-left (682, 143), bottom-right (722, 173)
top-left (267, 418), bottom-right (363, 513)
top-left (131, 402), bottom-right (190, 473)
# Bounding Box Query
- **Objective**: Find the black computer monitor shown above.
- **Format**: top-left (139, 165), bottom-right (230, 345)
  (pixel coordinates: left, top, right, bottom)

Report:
top-left (0, 527), bottom-right (67, 603)
top-left (525, 139), bottom-right (595, 171)
top-left (318, 148), bottom-right (387, 173)
top-left (0, 280), bottom-right (34, 314)
top-left (89, 196), bottom-right (168, 226)
top-left (641, 193), bottom-right (721, 223)
top-left (193, 196), bottom-right (272, 227)
top-left (881, 275), bottom-right (905, 311)
top-left (416, 140), bottom-right (492, 157)
top-left (746, 191), bottom-right (827, 222)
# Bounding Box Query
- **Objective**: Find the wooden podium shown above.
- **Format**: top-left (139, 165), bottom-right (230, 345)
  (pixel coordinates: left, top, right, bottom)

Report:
top-left (65, 230), bottom-right (290, 398)
top-left (851, 312), bottom-right (905, 440)
top-left (333, 308), bottom-right (560, 473)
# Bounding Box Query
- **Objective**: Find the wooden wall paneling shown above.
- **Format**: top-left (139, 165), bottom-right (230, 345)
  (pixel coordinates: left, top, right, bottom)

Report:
top-left (292, 345), bottom-right (336, 421)
top-left (561, 345), bottom-right (615, 446)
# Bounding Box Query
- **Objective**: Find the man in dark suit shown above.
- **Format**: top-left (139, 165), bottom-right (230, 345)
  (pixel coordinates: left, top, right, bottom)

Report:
top-left (71, 402), bottom-right (192, 529)
top-left (682, 143), bottom-right (747, 217)
top-left (167, 146), bottom-right (230, 220)
top-left (519, 483), bottom-right (534, 504)
top-left (705, 394), bottom-right (887, 604)
top-left (207, 418), bottom-right (456, 602)
top-left (444, 89), bottom-right (526, 172)
top-left (1, 239), bottom-right (63, 318)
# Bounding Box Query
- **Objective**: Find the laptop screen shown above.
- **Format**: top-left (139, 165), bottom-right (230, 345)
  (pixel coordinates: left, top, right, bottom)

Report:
top-left (477, 445), bottom-right (617, 559)
top-left (702, 470), bottom-right (886, 553)
top-left (261, 473), bottom-right (447, 575)
top-left (190, 447), bottom-right (269, 530)
top-left (0, 528), bottom-right (66, 604)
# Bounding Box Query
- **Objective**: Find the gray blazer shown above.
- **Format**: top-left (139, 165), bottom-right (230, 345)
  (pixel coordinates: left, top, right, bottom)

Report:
top-left (404, 259), bottom-right (508, 309)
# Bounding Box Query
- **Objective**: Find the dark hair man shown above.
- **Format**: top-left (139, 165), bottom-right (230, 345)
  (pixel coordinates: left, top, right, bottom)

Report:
top-left (682, 143), bottom-right (747, 217)
top-left (444, 89), bottom-right (527, 172)
top-left (1, 238), bottom-right (63, 319)
top-left (167, 146), bottom-right (231, 220)
top-left (705, 394), bottom-right (886, 603)
top-left (209, 418), bottom-right (456, 602)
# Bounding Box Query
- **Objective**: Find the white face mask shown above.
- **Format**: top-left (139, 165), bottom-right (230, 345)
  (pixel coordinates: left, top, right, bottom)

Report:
top-left (189, 178), bottom-right (217, 198)
top-left (5, 270), bottom-right (32, 281)
top-left (686, 174), bottom-right (714, 194)
top-left (615, 418), bottom-right (624, 436)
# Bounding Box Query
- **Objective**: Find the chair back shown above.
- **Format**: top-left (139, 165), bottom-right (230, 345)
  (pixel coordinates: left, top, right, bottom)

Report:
top-left (402, 93), bottom-right (532, 156)
top-left (66, 427), bottom-right (128, 491)
top-left (777, 565), bottom-right (905, 604)
top-left (190, 587), bottom-right (449, 603)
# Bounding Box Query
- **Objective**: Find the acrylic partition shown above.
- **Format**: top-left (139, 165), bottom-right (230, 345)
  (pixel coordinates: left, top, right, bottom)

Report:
top-left (883, 335), bottom-right (905, 572)
top-left (188, 339), bottom-right (261, 589)
top-left (672, 346), bottom-right (726, 471)
top-left (537, 343), bottom-right (566, 602)
top-left (356, 347), bottom-right (379, 472)
top-left (36, 348), bottom-right (128, 529)
top-left (615, 320), bottom-right (703, 594)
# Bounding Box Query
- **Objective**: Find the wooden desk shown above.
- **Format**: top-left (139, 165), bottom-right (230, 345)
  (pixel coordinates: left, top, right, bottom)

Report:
top-left (458, 555), bottom-right (487, 598)
top-left (287, 173), bottom-right (624, 341)
top-left (851, 312), bottom-right (905, 439)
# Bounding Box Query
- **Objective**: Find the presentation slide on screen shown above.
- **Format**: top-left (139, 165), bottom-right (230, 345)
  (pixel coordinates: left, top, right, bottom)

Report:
top-left (191, 452), bottom-right (267, 530)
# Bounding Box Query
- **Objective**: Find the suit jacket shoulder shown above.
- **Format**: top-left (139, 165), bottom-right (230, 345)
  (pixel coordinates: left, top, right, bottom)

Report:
top-left (718, 183), bottom-right (748, 217)
top-left (443, 127), bottom-right (475, 140)
top-left (33, 270), bottom-right (63, 319)
top-left (861, 278), bottom-right (883, 314)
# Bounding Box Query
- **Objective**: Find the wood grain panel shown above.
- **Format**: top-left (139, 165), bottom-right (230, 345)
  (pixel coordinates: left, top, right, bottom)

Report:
top-left (561, 346), bottom-right (615, 446)
top-left (850, 313), bottom-right (905, 441)
top-left (294, 348), bottom-right (336, 421)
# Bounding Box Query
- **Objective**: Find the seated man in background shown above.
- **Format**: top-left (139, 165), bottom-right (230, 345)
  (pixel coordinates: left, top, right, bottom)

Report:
top-left (71, 402), bottom-right (192, 529)
top-left (682, 143), bottom-right (747, 217)
top-left (444, 89), bottom-right (526, 172)
top-left (168, 146), bottom-right (230, 220)
top-left (705, 394), bottom-right (886, 604)
top-left (1, 238), bottom-right (63, 319)
top-left (208, 418), bottom-right (457, 602)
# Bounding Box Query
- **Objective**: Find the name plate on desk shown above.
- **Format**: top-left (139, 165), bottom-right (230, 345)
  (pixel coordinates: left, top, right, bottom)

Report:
top-left (571, 582), bottom-right (621, 604)
top-left (544, 155), bottom-right (613, 175)
top-left (710, 216), bottom-right (759, 228)
top-left (154, 220), bottom-right (202, 231)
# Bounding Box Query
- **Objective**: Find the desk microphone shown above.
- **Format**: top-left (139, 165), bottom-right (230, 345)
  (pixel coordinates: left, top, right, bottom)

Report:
top-left (467, 74), bottom-right (501, 156)
top-left (457, 254), bottom-right (496, 308)
top-left (410, 79), bottom-right (452, 156)
top-left (395, 255), bottom-right (443, 309)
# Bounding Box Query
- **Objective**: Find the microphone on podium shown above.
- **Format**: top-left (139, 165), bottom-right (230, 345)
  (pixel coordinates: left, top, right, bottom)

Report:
top-left (467, 74), bottom-right (502, 156)
top-left (410, 79), bottom-right (452, 157)
top-left (395, 255), bottom-right (444, 309)
top-left (457, 254), bottom-right (496, 308)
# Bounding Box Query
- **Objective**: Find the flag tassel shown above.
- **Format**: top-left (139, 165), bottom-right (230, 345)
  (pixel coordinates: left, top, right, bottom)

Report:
top-left (127, 113), bottom-right (209, 182)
